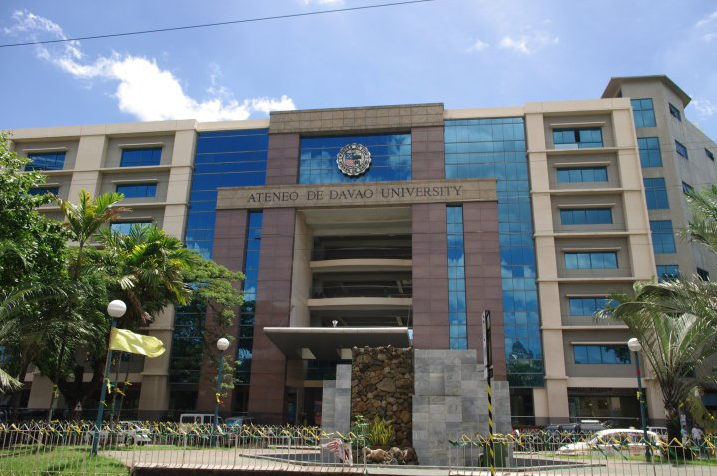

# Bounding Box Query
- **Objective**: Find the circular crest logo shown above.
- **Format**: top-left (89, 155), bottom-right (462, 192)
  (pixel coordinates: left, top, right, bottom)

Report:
top-left (337, 143), bottom-right (371, 177)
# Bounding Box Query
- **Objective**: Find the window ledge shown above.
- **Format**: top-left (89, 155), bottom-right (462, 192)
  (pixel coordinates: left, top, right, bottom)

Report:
top-left (100, 165), bottom-right (173, 172)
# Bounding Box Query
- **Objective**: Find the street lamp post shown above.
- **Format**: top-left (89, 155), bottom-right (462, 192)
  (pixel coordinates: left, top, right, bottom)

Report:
top-left (213, 338), bottom-right (230, 445)
top-left (628, 337), bottom-right (652, 461)
top-left (92, 300), bottom-right (126, 456)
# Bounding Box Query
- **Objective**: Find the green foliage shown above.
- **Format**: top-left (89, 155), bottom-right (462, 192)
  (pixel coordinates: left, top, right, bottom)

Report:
top-left (366, 416), bottom-right (395, 448)
top-left (0, 141), bottom-right (244, 409)
top-left (96, 224), bottom-right (197, 326)
top-left (351, 414), bottom-right (369, 447)
top-left (0, 132), bottom-right (67, 288)
top-left (597, 184), bottom-right (717, 440)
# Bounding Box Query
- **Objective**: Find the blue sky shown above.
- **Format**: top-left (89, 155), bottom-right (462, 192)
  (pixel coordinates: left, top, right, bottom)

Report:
top-left (1, 0), bottom-right (717, 139)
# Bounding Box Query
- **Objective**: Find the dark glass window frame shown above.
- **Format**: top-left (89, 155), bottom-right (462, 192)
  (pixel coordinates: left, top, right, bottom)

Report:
top-left (668, 103), bottom-right (682, 121)
top-left (116, 182), bottom-right (158, 198)
top-left (120, 147), bottom-right (163, 167)
top-left (675, 141), bottom-right (688, 159)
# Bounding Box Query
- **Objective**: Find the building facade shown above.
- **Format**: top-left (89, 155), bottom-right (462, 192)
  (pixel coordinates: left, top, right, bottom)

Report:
top-left (8, 75), bottom-right (717, 426)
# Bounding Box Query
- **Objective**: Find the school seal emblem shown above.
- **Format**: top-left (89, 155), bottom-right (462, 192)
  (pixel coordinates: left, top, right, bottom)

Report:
top-left (336, 143), bottom-right (371, 177)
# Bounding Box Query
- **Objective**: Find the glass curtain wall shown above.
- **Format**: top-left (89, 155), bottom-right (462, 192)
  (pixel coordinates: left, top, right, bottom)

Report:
top-left (445, 118), bottom-right (543, 387)
top-left (299, 134), bottom-right (411, 184)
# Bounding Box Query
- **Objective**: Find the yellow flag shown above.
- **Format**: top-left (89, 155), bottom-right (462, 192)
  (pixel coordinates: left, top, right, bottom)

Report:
top-left (109, 328), bottom-right (165, 358)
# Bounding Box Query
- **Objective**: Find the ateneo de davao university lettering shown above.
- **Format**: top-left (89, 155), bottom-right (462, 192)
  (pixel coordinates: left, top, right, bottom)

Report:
top-left (8, 76), bottom-right (717, 452)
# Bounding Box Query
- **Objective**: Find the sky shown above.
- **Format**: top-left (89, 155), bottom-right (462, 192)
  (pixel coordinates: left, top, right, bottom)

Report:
top-left (1, 0), bottom-right (716, 139)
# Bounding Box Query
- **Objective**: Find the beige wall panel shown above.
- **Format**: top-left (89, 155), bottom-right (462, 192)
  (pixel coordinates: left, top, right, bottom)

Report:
top-left (562, 329), bottom-right (633, 378)
top-left (14, 139), bottom-right (80, 170)
top-left (542, 113), bottom-right (615, 149)
top-left (104, 135), bottom-right (175, 168)
top-left (554, 237), bottom-right (632, 278)
top-left (551, 193), bottom-right (626, 233)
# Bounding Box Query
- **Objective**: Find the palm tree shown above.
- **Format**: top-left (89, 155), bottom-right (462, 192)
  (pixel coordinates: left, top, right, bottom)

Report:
top-left (47, 191), bottom-right (129, 417)
top-left (56, 190), bottom-right (128, 280)
top-left (598, 281), bottom-right (717, 442)
top-left (97, 224), bottom-right (197, 326)
top-left (598, 184), bottom-right (717, 443)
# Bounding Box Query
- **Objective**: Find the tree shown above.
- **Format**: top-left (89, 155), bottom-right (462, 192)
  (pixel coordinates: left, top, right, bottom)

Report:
top-left (96, 224), bottom-right (196, 326)
top-left (0, 133), bottom-right (68, 407)
top-left (598, 184), bottom-right (717, 443)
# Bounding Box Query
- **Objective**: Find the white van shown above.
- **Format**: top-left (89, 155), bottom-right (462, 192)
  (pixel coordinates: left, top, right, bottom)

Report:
top-left (179, 413), bottom-right (222, 425)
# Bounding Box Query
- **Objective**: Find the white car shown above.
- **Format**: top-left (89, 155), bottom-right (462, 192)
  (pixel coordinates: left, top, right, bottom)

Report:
top-left (558, 429), bottom-right (663, 456)
top-left (84, 421), bottom-right (152, 446)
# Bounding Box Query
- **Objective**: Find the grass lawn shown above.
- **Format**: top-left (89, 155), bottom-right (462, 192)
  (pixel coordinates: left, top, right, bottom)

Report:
top-left (0, 446), bottom-right (129, 475)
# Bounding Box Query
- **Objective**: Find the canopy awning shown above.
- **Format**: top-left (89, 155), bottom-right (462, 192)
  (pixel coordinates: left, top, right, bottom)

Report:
top-left (263, 327), bottom-right (411, 360)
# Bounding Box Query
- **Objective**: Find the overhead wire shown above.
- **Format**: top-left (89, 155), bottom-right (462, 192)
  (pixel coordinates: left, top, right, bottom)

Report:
top-left (0, 0), bottom-right (441, 49)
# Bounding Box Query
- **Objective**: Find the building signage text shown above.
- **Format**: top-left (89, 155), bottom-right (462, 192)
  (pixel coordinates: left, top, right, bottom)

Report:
top-left (216, 179), bottom-right (496, 210)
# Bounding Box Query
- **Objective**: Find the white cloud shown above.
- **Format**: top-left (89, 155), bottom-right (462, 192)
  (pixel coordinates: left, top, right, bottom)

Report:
top-left (696, 10), bottom-right (717, 27)
top-left (498, 31), bottom-right (559, 54)
top-left (467, 39), bottom-right (489, 52)
top-left (4, 10), bottom-right (295, 121)
top-left (691, 99), bottom-right (717, 119)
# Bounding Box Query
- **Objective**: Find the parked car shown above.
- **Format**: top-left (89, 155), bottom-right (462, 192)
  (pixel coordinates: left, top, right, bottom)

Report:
top-left (225, 416), bottom-right (254, 427)
top-left (83, 421), bottom-right (152, 446)
top-left (558, 428), bottom-right (664, 456)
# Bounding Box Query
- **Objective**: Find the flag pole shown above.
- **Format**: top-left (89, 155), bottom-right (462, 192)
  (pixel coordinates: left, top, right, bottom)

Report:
top-left (92, 300), bottom-right (126, 457)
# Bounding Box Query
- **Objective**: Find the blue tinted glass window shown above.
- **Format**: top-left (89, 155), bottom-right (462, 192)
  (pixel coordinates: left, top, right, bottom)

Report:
top-left (110, 221), bottom-right (151, 235)
top-left (185, 129), bottom-right (268, 258)
top-left (631, 98), bottom-right (656, 128)
top-left (650, 220), bottom-right (676, 254)
top-left (707, 149), bottom-right (715, 161)
top-left (556, 167), bottom-right (607, 183)
top-left (697, 268), bottom-right (710, 281)
top-left (553, 128), bottom-right (603, 149)
top-left (682, 182), bottom-right (694, 195)
top-left (445, 117), bottom-right (542, 387)
top-left (656, 265), bottom-right (680, 281)
top-left (447, 206), bottom-right (467, 350)
top-left (675, 141), bottom-right (688, 159)
top-left (299, 134), bottom-right (411, 184)
top-left (26, 152), bottom-right (66, 171)
top-left (637, 137), bottom-right (662, 167)
top-left (29, 186), bottom-right (59, 196)
top-left (116, 183), bottom-right (157, 198)
top-left (565, 252), bottom-right (618, 269)
top-left (644, 178), bottom-right (669, 209)
top-left (120, 148), bottom-right (162, 167)
top-left (574, 345), bottom-right (630, 364)
top-left (569, 297), bottom-right (610, 316)
top-left (669, 103), bottom-right (682, 121)
top-left (560, 208), bottom-right (612, 225)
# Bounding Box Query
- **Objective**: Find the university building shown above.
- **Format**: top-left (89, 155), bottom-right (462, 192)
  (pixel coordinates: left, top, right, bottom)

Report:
top-left (9, 75), bottom-right (717, 426)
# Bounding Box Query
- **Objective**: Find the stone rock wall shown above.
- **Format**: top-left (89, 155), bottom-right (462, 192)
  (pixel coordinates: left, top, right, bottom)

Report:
top-left (351, 346), bottom-right (414, 447)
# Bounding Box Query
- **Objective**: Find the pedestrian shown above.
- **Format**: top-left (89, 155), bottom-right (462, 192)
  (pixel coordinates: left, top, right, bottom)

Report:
top-left (692, 425), bottom-right (704, 450)
top-left (681, 425), bottom-right (689, 445)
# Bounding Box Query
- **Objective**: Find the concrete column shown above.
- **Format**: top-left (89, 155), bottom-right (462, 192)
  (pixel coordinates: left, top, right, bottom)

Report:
top-left (247, 208), bottom-right (296, 423)
top-left (67, 135), bottom-right (107, 199)
top-left (138, 306), bottom-right (174, 417)
top-left (195, 209), bottom-right (249, 413)
top-left (411, 203), bottom-right (449, 349)
top-left (463, 201), bottom-right (506, 380)
top-left (411, 126), bottom-right (445, 180)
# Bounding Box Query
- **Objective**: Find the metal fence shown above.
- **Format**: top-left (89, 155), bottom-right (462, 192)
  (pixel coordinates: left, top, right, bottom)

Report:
top-left (1, 422), bottom-right (717, 475)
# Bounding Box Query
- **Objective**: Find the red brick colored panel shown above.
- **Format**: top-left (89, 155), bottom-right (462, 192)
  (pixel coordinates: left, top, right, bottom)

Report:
top-left (266, 133), bottom-right (300, 185)
top-left (197, 209), bottom-right (248, 412)
top-left (411, 203), bottom-right (449, 349)
top-left (411, 126), bottom-right (445, 180)
top-left (462, 201), bottom-right (507, 380)
top-left (247, 208), bottom-right (296, 423)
